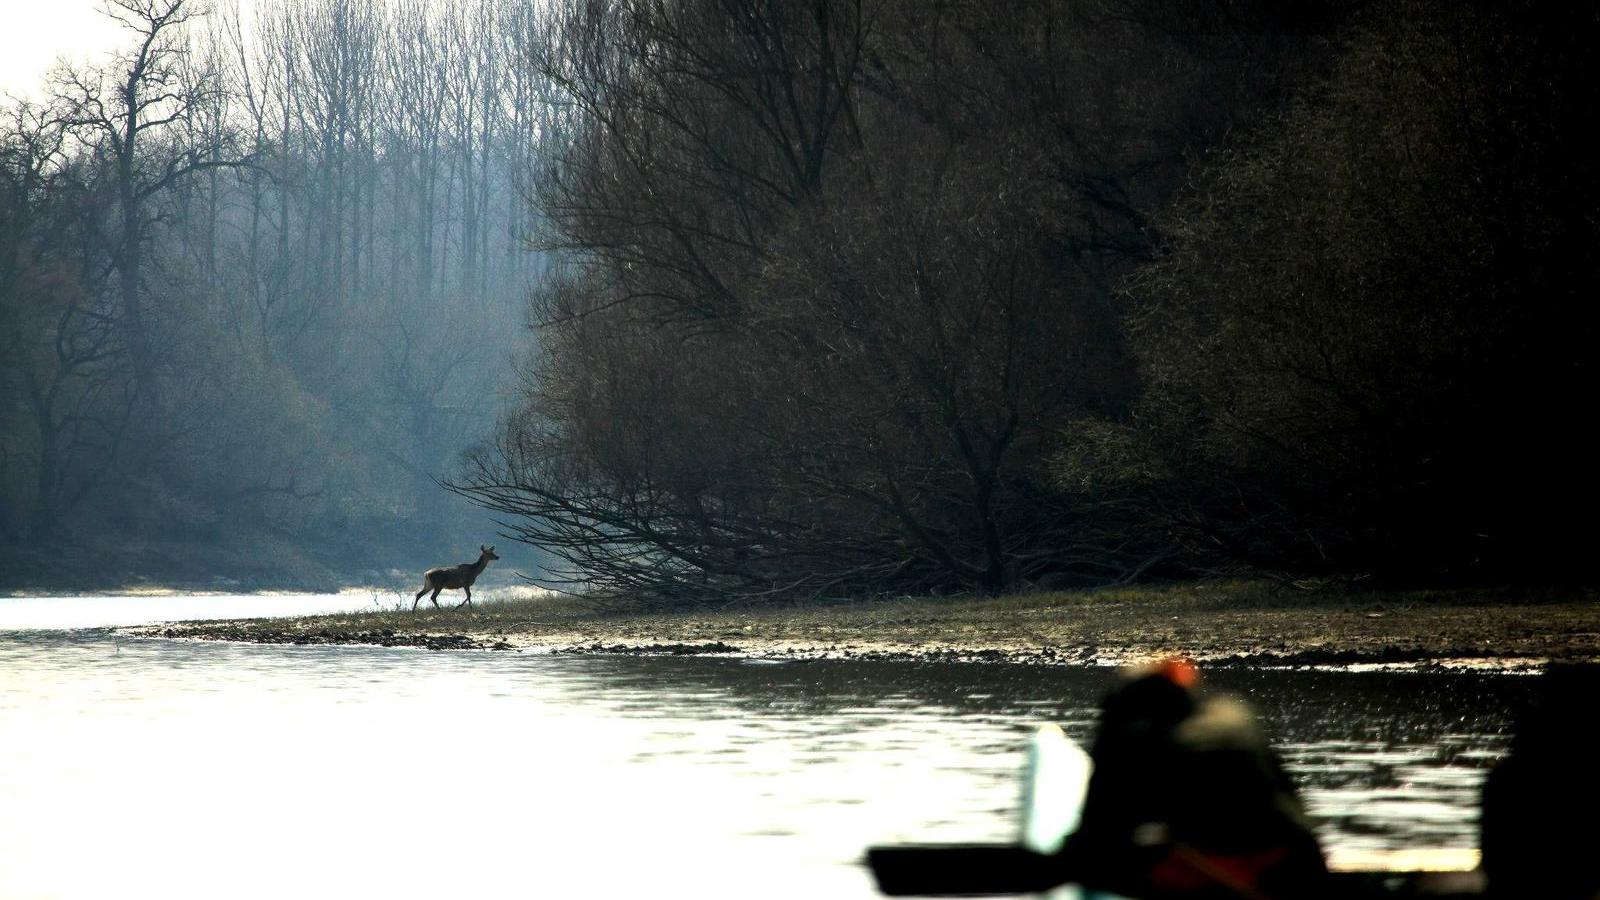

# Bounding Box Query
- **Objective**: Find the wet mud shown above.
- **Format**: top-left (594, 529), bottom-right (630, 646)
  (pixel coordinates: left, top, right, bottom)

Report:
top-left (128, 585), bottom-right (1599, 672)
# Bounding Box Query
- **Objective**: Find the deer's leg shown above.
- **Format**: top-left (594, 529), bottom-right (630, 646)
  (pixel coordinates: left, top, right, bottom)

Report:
top-left (413, 584), bottom-right (429, 610)
top-left (430, 586), bottom-right (443, 608)
top-left (458, 585), bottom-right (472, 608)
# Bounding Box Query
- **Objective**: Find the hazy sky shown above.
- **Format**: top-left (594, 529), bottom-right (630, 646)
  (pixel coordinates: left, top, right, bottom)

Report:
top-left (0, 1), bottom-right (129, 97)
top-left (0, 1), bottom-right (262, 100)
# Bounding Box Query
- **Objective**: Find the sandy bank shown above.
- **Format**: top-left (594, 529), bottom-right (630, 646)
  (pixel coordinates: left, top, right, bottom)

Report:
top-left (120, 582), bottom-right (1600, 671)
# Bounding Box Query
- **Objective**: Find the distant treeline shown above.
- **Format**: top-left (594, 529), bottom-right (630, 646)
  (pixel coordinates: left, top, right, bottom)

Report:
top-left (0, 0), bottom-right (545, 586)
top-left (454, 0), bottom-right (1600, 601)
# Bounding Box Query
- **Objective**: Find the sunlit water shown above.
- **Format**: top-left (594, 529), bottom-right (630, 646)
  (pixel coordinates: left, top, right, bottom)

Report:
top-left (0, 594), bottom-right (1527, 898)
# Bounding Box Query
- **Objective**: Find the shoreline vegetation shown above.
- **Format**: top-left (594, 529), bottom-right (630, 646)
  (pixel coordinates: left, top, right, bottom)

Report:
top-left (5, 2), bottom-right (1597, 611)
top-left (122, 582), bottom-right (1599, 671)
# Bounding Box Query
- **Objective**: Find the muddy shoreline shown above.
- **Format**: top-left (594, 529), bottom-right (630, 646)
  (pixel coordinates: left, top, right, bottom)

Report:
top-left (121, 583), bottom-right (1600, 671)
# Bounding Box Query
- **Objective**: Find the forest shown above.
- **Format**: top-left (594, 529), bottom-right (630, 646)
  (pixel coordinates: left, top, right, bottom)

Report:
top-left (1, 0), bottom-right (547, 588)
top-left (4, 0), bottom-right (1596, 599)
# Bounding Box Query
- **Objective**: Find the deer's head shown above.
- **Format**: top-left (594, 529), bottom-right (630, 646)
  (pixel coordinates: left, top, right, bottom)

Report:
top-left (480, 544), bottom-right (500, 561)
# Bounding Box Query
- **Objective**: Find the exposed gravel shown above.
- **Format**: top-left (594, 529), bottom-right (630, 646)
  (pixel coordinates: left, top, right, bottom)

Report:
top-left (121, 583), bottom-right (1600, 671)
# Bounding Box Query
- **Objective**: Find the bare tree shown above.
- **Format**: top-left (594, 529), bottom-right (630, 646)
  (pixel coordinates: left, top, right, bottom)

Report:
top-left (52, 0), bottom-right (248, 408)
top-left (3, 0), bottom-right (537, 581)
top-left (0, 101), bottom-right (135, 539)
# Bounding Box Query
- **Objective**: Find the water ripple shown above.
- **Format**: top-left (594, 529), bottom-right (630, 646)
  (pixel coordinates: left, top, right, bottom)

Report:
top-left (0, 605), bottom-right (1530, 898)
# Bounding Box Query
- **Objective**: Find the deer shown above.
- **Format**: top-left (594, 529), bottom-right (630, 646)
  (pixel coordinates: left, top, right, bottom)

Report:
top-left (413, 545), bottom-right (500, 610)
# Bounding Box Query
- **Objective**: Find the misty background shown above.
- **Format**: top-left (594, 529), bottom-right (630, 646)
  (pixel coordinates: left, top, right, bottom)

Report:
top-left (1, 0), bottom-right (548, 589)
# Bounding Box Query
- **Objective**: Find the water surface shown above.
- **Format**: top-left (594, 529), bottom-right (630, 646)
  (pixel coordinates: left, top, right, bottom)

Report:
top-left (0, 594), bottom-right (1526, 898)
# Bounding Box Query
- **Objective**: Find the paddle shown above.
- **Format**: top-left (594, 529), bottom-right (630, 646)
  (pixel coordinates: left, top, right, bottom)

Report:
top-left (866, 723), bottom-right (1094, 896)
top-left (1020, 723), bottom-right (1091, 855)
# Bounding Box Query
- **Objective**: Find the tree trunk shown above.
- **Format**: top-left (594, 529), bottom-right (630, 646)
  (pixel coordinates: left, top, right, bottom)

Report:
top-left (26, 384), bottom-right (58, 542)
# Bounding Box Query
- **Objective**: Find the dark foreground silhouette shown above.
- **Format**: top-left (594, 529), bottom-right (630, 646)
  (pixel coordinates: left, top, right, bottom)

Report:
top-left (869, 662), bottom-right (1599, 898)
top-left (1480, 664), bottom-right (1600, 898)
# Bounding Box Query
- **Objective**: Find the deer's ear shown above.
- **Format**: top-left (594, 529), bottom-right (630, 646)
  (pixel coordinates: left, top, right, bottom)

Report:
top-left (480, 544), bottom-right (487, 552)
top-left (489, 545), bottom-right (496, 552)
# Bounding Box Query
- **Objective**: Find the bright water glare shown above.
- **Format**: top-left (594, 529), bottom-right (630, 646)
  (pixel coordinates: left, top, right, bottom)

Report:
top-left (0, 595), bottom-right (1526, 898)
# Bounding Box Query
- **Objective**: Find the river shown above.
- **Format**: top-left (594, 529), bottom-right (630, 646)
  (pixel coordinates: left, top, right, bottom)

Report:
top-left (0, 593), bottom-right (1527, 898)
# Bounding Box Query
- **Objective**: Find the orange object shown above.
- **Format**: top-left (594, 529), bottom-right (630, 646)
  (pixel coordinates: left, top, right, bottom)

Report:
top-left (1155, 657), bottom-right (1200, 690)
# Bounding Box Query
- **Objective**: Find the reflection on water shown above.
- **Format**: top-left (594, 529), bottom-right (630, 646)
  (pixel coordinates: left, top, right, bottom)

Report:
top-left (1203, 668), bottom-right (1521, 869)
top-left (0, 591), bottom-right (377, 630)
top-left (0, 597), bottom-right (1529, 899)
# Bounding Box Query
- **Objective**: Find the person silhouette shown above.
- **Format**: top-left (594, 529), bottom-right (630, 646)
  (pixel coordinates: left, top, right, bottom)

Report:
top-left (1063, 659), bottom-right (1329, 899)
top-left (1480, 663), bottom-right (1600, 899)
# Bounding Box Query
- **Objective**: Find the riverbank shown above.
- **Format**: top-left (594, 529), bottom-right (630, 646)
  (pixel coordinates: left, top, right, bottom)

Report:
top-left (123, 582), bottom-right (1599, 670)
